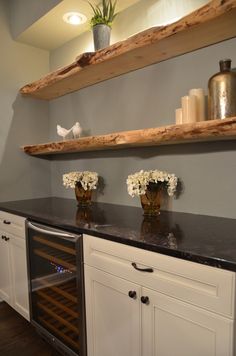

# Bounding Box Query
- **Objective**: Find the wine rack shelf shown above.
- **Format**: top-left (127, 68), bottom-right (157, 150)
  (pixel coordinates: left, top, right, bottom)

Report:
top-left (36, 279), bottom-right (79, 351)
top-left (39, 315), bottom-right (79, 351)
top-left (29, 228), bottom-right (82, 354)
top-left (39, 279), bottom-right (78, 304)
top-left (33, 235), bottom-right (76, 255)
top-left (37, 299), bottom-right (79, 333)
top-left (34, 247), bottom-right (76, 271)
top-left (37, 289), bottom-right (79, 319)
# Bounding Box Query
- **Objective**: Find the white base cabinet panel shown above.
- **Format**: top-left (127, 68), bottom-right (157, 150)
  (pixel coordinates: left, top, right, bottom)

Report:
top-left (84, 234), bottom-right (236, 356)
top-left (85, 265), bottom-right (141, 356)
top-left (142, 287), bottom-right (234, 356)
top-left (10, 235), bottom-right (29, 320)
top-left (0, 236), bottom-right (12, 304)
top-left (0, 212), bottom-right (29, 321)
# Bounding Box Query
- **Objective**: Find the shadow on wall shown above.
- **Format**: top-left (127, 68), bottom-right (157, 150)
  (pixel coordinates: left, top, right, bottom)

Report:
top-left (0, 94), bottom-right (51, 202)
top-left (48, 137), bottom-right (236, 218)
top-left (49, 140), bottom-right (236, 161)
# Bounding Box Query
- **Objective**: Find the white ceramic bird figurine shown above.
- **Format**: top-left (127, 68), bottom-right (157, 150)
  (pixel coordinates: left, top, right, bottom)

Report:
top-left (72, 122), bottom-right (82, 139)
top-left (57, 125), bottom-right (73, 140)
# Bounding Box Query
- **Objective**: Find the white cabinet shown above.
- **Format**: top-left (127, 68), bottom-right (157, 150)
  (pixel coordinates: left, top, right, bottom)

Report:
top-left (142, 287), bottom-right (233, 356)
top-left (85, 265), bottom-right (141, 356)
top-left (0, 211), bottom-right (29, 321)
top-left (10, 234), bottom-right (30, 320)
top-left (0, 234), bottom-right (11, 304)
top-left (84, 234), bottom-right (236, 356)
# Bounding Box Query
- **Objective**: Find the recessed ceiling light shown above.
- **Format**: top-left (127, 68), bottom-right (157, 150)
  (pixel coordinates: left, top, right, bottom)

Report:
top-left (63, 12), bottom-right (87, 26)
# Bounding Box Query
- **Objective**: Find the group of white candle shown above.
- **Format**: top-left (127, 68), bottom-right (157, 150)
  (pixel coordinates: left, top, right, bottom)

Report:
top-left (175, 88), bottom-right (206, 125)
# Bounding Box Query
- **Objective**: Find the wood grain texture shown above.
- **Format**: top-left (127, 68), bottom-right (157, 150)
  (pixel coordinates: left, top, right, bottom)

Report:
top-left (0, 302), bottom-right (60, 356)
top-left (20, 0), bottom-right (236, 100)
top-left (21, 117), bottom-right (236, 156)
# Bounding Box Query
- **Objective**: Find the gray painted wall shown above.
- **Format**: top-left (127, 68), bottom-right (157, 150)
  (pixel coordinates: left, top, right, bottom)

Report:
top-left (0, 0), bottom-right (51, 202)
top-left (4, 0), bottom-right (236, 219)
top-left (49, 37), bottom-right (236, 219)
top-left (9, 0), bottom-right (62, 39)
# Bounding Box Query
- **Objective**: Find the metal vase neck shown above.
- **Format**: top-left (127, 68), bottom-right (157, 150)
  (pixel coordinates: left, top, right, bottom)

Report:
top-left (220, 59), bottom-right (231, 72)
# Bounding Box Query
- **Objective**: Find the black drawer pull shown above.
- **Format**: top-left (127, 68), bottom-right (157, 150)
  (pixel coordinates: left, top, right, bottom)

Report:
top-left (3, 220), bottom-right (11, 225)
top-left (2, 235), bottom-right (9, 241)
top-left (141, 296), bottom-right (150, 305)
top-left (128, 290), bottom-right (137, 299)
top-left (131, 262), bottom-right (153, 273)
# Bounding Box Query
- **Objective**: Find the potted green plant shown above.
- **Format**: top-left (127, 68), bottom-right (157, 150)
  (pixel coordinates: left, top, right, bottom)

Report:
top-left (88, 0), bottom-right (117, 51)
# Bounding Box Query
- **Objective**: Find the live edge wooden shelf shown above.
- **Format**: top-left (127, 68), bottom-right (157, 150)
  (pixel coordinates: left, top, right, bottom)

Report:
top-left (20, 0), bottom-right (236, 100)
top-left (22, 117), bottom-right (236, 156)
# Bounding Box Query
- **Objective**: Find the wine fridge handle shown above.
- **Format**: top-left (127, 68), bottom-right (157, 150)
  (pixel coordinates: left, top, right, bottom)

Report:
top-left (27, 221), bottom-right (76, 239)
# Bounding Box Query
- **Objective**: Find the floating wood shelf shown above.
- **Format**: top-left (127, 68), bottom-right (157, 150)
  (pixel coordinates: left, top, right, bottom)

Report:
top-left (20, 0), bottom-right (236, 100)
top-left (22, 117), bottom-right (236, 156)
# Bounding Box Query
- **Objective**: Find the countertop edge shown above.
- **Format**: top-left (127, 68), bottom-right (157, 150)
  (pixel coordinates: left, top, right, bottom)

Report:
top-left (1, 205), bottom-right (235, 273)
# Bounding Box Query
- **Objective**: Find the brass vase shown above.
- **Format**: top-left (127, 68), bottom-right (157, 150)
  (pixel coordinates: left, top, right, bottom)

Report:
top-left (75, 183), bottom-right (92, 207)
top-left (208, 59), bottom-right (236, 120)
top-left (140, 183), bottom-right (163, 216)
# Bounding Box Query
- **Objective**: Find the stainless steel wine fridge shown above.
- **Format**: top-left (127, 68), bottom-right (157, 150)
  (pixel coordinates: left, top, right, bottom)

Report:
top-left (26, 221), bottom-right (86, 356)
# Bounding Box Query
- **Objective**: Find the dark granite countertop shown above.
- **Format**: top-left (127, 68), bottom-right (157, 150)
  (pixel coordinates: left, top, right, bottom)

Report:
top-left (1, 197), bottom-right (236, 271)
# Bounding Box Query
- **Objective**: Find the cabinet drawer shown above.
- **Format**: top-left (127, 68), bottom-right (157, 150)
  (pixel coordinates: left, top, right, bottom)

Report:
top-left (0, 211), bottom-right (25, 238)
top-left (83, 234), bottom-right (235, 318)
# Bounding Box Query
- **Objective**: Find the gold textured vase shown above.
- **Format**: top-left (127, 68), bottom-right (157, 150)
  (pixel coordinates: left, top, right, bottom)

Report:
top-left (75, 183), bottom-right (92, 207)
top-left (208, 59), bottom-right (236, 120)
top-left (140, 183), bottom-right (162, 216)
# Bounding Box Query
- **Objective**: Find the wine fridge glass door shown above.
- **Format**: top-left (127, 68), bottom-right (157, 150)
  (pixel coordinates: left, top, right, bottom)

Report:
top-left (27, 221), bottom-right (82, 355)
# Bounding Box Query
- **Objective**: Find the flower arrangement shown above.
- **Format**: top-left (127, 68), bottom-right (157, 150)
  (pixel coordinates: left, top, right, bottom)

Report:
top-left (127, 170), bottom-right (178, 197)
top-left (88, 0), bottom-right (117, 27)
top-left (63, 171), bottom-right (98, 191)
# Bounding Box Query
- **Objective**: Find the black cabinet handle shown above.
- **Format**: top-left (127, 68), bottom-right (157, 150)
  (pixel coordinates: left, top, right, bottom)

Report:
top-left (141, 296), bottom-right (150, 305)
top-left (3, 220), bottom-right (11, 225)
top-left (128, 290), bottom-right (137, 299)
top-left (131, 262), bottom-right (153, 273)
top-left (1, 235), bottom-right (9, 241)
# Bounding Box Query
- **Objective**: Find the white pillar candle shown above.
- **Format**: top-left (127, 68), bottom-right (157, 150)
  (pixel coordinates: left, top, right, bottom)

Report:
top-left (175, 108), bottom-right (183, 124)
top-left (181, 95), bottom-right (197, 124)
top-left (189, 88), bottom-right (206, 121)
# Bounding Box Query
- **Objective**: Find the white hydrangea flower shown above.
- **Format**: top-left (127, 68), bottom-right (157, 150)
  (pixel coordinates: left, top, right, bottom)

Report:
top-left (63, 171), bottom-right (98, 190)
top-left (126, 169), bottom-right (178, 197)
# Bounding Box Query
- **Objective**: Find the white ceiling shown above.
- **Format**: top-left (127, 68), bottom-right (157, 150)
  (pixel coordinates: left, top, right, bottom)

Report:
top-left (16, 0), bottom-right (141, 50)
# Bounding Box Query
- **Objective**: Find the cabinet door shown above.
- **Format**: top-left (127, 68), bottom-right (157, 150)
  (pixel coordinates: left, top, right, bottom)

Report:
top-left (9, 235), bottom-right (29, 320)
top-left (0, 233), bottom-right (11, 304)
top-left (142, 287), bottom-right (234, 356)
top-left (85, 265), bottom-right (141, 356)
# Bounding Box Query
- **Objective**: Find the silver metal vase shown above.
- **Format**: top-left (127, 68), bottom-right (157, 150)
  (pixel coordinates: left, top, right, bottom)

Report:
top-left (92, 24), bottom-right (111, 51)
top-left (208, 59), bottom-right (236, 120)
